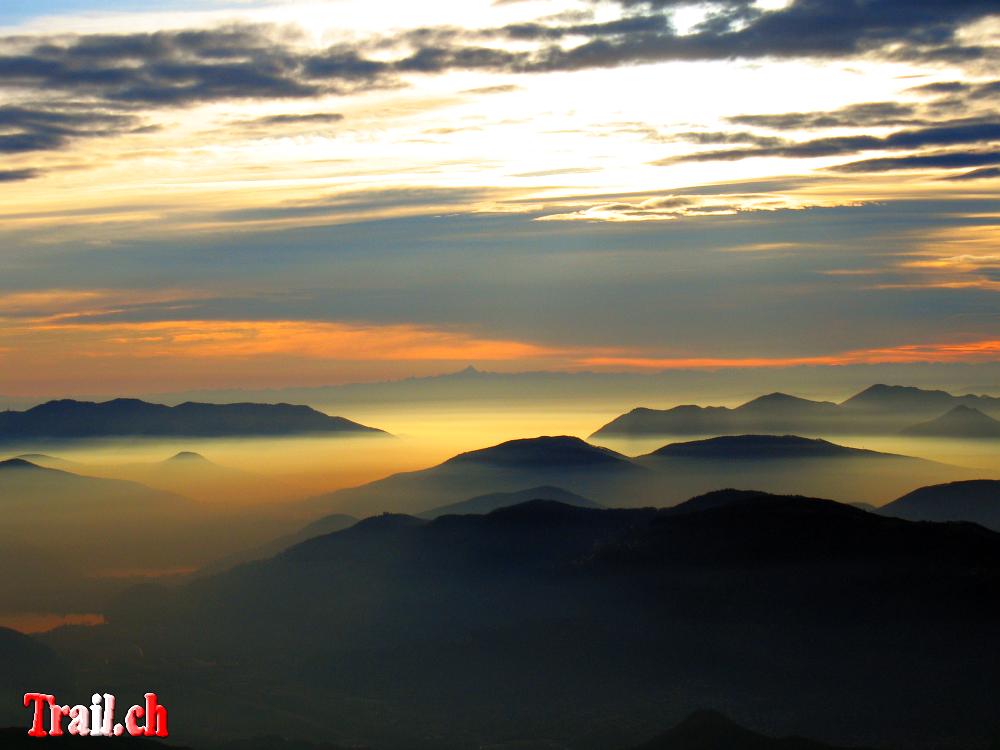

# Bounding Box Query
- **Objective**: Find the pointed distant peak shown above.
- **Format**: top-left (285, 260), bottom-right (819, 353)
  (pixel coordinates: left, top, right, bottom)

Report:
top-left (737, 392), bottom-right (835, 411)
top-left (165, 451), bottom-right (209, 463)
top-left (738, 392), bottom-right (797, 407)
top-left (455, 364), bottom-right (482, 376)
top-left (749, 391), bottom-right (797, 402)
top-left (947, 404), bottom-right (984, 415)
top-left (902, 403), bottom-right (1000, 437)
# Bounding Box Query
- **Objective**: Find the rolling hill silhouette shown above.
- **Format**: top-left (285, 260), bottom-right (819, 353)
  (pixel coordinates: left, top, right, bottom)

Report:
top-left (303, 435), bottom-right (649, 517)
top-left (880, 479), bottom-right (1000, 530)
top-left (592, 384), bottom-right (1000, 438)
top-left (902, 405), bottom-right (1000, 438)
top-left (630, 434), bottom-right (963, 504)
top-left (0, 398), bottom-right (386, 439)
top-left (642, 435), bottom-right (886, 460)
top-left (0, 457), bottom-right (189, 514)
top-left (300, 434), bottom-right (966, 521)
top-left (420, 485), bottom-right (600, 518)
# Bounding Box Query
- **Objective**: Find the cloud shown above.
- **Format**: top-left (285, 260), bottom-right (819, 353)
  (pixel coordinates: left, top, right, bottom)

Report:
top-left (664, 120), bottom-right (1000, 163)
top-left (534, 191), bottom-right (842, 222)
top-left (942, 166), bottom-right (1000, 180)
top-left (460, 84), bottom-right (519, 95)
top-left (211, 186), bottom-right (506, 225)
top-left (10, 316), bottom-right (564, 362)
top-left (0, 168), bottom-right (40, 182)
top-left (727, 101), bottom-right (923, 130)
top-left (0, 103), bottom-right (148, 153)
top-left (239, 112), bottom-right (344, 127)
top-left (0, 24), bottom-right (392, 108)
top-left (480, 0), bottom-right (1000, 71)
top-left (665, 130), bottom-right (785, 146)
top-left (829, 150), bottom-right (1000, 173)
top-left (578, 337), bottom-right (1000, 370)
top-left (2, 1), bottom-right (995, 120)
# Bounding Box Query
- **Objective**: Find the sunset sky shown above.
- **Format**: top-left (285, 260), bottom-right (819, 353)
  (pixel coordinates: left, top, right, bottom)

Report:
top-left (1, 0), bottom-right (998, 396)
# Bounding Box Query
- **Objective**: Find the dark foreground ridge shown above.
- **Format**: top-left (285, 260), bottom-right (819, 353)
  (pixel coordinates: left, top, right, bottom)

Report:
top-left (0, 398), bottom-right (387, 439)
top-left (54, 492), bottom-right (1000, 749)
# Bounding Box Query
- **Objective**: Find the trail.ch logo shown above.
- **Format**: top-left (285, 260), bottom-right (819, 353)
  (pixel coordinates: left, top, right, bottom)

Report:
top-left (23, 693), bottom-right (168, 738)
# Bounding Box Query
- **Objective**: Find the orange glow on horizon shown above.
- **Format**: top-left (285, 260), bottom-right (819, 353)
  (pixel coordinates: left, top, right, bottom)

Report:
top-left (580, 339), bottom-right (1000, 370)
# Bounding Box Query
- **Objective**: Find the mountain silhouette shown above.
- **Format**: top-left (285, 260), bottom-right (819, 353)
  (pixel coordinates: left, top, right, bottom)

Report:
top-left (420, 485), bottom-right (601, 518)
top-left (0, 398), bottom-right (387, 439)
top-left (880, 479), bottom-right (1000, 530)
top-left (628, 435), bottom-right (960, 503)
top-left (641, 435), bottom-right (886, 461)
top-left (302, 435), bottom-right (648, 517)
top-left (841, 383), bottom-right (1000, 416)
top-left (901, 405), bottom-right (1000, 438)
top-left (0, 458), bottom-right (189, 513)
top-left (166, 450), bottom-right (211, 462)
top-left (592, 384), bottom-right (1000, 438)
top-left (12, 452), bottom-right (81, 469)
top-left (0, 457), bottom-right (39, 470)
top-left (664, 488), bottom-right (822, 514)
top-left (0, 627), bottom-right (70, 727)
top-left (592, 393), bottom-right (840, 438)
top-left (446, 435), bottom-right (636, 469)
top-left (301, 433), bottom-right (965, 520)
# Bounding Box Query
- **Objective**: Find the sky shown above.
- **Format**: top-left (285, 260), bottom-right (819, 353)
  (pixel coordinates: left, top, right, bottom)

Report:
top-left (0, 0), bottom-right (998, 397)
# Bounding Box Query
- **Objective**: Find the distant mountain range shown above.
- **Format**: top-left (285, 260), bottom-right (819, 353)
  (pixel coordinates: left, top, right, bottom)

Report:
top-left (0, 398), bottom-right (387, 440)
top-left (592, 384), bottom-right (1000, 438)
top-left (69, 491), bottom-right (1000, 749)
top-left (303, 434), bottom-right (968, 518)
